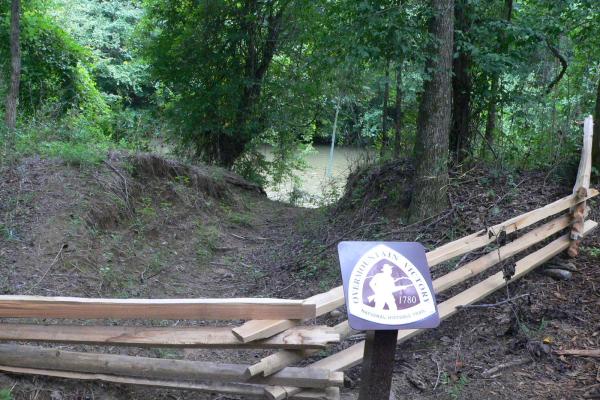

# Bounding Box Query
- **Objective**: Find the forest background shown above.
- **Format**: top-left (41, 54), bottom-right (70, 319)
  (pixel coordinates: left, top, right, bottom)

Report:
top-left (1, 0), bottom-right (600, 212)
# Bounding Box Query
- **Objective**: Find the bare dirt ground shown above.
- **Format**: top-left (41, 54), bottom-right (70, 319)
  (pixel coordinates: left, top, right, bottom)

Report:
top-left (0, 154), bottom-right (598, 400)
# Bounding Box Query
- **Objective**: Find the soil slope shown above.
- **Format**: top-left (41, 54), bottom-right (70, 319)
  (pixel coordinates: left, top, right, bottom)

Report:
top-left (0, 155), bottom-right (598, 400)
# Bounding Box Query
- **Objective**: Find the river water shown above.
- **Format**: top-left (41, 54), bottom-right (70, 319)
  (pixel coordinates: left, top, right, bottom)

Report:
top-left (262, 145), bottom-right (372, 207)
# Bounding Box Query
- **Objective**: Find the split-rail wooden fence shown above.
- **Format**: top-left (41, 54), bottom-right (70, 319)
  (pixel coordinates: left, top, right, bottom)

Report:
top-left (0, 116), bottom-right (596, 400)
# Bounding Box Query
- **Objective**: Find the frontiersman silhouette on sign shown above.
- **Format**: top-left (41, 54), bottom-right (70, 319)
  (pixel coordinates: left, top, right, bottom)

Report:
top-left (367, 264), bottom-right (413, 311)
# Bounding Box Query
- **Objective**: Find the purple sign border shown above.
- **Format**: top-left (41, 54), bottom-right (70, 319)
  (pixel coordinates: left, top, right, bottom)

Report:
top-left (338, 241), bottom-right (440, 331)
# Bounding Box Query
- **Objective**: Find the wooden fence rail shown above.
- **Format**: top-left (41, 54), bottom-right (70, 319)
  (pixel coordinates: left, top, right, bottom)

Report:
top-left (276, 221), bottom-right (597, 400)
top-left (0, 296), bottom-right (316, 320)
top-left (0, 116), bottom-right (596, 400)
top-left (233, 188), bottom-right (598, 344)
top-left (0, 324), bottom-right (339, 349)
top-left (244, 212), bottom-right (593, 382)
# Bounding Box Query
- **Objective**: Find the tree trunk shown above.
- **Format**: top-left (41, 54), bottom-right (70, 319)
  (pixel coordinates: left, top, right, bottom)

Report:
top-left (409, 0), bottom-right (454, 221)
top-left (5, 0), bottom-right (21, 132)
top-left (592, 77), bottom-right (600, 174)
top-left (393, 61), bottom-right (403, 158)
top-left (380, 61), bottom-right (390, 158)
top-left (483, 77), bottom-right (498, 155)
top-left (450, 0), bottom-right (471, 162)
top-left (218, 0), bottom-right (285, 168)
top-left (481, 0), bottom-right (512, 159)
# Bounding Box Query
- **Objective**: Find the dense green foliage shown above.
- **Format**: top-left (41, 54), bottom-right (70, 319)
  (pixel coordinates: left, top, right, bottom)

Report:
top-left (1, 0), bottom-right (600, 181)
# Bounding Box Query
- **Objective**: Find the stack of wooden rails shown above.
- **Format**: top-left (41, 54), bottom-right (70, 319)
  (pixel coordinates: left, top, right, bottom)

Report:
top-left (0, 117), bottom-right (595, 400)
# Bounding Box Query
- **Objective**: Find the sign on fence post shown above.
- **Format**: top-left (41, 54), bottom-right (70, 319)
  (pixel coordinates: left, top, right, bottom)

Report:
top-left (338, 242), bottom-right (439, 400)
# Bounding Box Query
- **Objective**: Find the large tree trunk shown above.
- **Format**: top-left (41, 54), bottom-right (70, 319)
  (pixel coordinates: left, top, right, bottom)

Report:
top-left (5, 0), bottom-right (21, 132)
top-left (218, 0), bottom-right (285, 168)
top-left (393, 61), bottom-right (403, 158)
top-left (593, 77), bottom-right (600, 174)
top-left (380, 61), bottom-right (390, 158)
top-left (450, 0), bottom-right (472, 163)
top-left (409, 0), bottom-right (454, 221)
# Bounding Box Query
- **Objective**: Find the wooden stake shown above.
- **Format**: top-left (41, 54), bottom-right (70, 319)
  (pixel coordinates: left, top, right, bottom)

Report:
top-left (358, 330), bottom-right (398, 400)
top-left (568, 116), bottom-right (593, 257)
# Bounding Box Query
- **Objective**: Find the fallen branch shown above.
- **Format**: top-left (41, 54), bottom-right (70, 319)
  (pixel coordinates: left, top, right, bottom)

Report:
top-left (481, 358), bottom-right (532, 378)
top-left (24, 244), bottom-right (67, 294)
top-left (431, 355), bottom-right (442, 391)
top-left (456, 293), bottom-right (530, 310)
top-left (554, 349), bottom-right (600, 358)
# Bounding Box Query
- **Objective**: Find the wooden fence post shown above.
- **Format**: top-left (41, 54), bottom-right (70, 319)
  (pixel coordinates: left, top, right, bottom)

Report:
top-left (358, 330), bottom-right (399, 400)
top-left (568, 116), bottom-right (593, 257)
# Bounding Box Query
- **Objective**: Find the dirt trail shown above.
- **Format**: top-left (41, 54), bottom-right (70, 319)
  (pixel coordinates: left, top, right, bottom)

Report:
top-left (0, 155), bottom-right (599, 400)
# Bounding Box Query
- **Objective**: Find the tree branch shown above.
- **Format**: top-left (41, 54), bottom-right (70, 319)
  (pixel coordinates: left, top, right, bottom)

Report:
top-left (255, 3), bottom-right (287, 81)
top-left (545, 38), bottom-right (568, 94)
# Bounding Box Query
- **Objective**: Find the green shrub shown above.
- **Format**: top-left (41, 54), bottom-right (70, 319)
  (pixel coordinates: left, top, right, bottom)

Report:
top-left (0, 388), bottom-right (12, 400)
top-left (9, 110), bottom-right (112, 166)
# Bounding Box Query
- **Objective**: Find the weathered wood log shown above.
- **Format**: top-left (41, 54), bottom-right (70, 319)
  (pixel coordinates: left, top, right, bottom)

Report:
top-left (573, 116), bottom-right (594, 193)
top-left (233, 191), bottom-right (597, 344)
top-left (0, 365), bottom-right (266, 397)
top-left (0, 324), bottom-right (339, 350)
top-left (568, 116), bottom-right (593, 257)
top-left (253, 214), bottom-right (571, 379)
top-left (0, 296), bottom-right (315, 320)
top-left (0, 344), bottom-right (343, 388)
top-left (282, 221), bottom-right (597, 399)
top-left (0, 365), bottom-right (340, 399)
top-left (554, 349), bottom-right (600, 358)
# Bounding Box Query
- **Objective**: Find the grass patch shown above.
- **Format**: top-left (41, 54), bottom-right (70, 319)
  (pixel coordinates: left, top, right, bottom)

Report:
top-left (37, 141), bottom-right (109, 166)
top-left (154, 348), bottom-right (180, 359)
top-left (0, 223), bottom-right (18, 241)
top-left (581, 245), bottom-right (600, 257)
top-left (441, 373), bottom-right (468, 399)
top-left (0, 388), bottom-right (12, 400)
top-left (228, 211), bottom-right (253, 227)
top-left (196, 222), bottom-right (220, 263)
